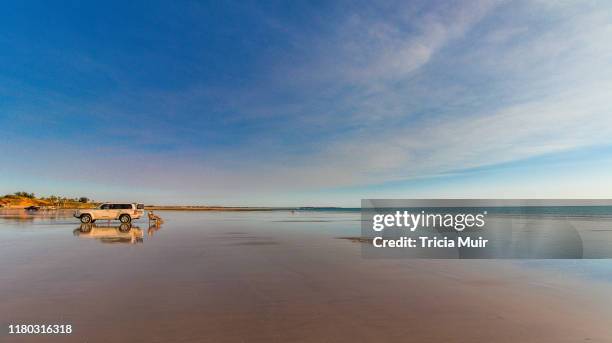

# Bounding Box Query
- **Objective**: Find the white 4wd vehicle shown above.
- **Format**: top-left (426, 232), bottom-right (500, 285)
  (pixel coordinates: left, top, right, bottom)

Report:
top-left (74, 203), bottom-right (145, 224)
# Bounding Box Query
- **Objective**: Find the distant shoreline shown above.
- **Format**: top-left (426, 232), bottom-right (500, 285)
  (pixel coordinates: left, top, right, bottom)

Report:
top-left (144, 206), bottom-right (296, 211)
top-left (0, 194), bottom-right (313, 211)
top-left (0, 203), bottom-right (347, 212)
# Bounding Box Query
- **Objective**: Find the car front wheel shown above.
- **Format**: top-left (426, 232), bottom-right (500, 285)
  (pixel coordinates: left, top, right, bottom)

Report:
top-left (80, 214), bottom-right (92, 223)
top-left (119, 214), bottom-right (131, 223)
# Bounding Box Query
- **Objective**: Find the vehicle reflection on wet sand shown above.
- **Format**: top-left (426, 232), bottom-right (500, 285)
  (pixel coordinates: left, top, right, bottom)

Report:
top-left (73, 223), bottom-right (144, 244)
top-left (2, 210), bottom-right (612, 342)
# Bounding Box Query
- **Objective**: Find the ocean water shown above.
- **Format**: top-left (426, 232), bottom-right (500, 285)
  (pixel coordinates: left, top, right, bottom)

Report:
top-left (2, 208), bottom-right (612, 280)
top-left (2, 209), bottom-right (612, 341)
top-left (357, 205), bottom-right (612, 217)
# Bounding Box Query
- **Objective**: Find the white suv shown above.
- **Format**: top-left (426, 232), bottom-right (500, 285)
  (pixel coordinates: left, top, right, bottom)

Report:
top-left (74, 203), bottom-right (145, 224)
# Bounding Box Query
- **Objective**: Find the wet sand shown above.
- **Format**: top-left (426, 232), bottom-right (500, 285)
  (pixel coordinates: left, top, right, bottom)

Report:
top-left (1, 210), bottom-right (612, 342)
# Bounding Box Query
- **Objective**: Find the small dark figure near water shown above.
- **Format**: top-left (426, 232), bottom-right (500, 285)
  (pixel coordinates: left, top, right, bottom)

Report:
top-left (148, 211), bottom-right (164, 224)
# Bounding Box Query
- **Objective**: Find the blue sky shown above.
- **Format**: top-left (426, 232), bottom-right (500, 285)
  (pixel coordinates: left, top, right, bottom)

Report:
top-left (1, 1), bottom-right (612, 206)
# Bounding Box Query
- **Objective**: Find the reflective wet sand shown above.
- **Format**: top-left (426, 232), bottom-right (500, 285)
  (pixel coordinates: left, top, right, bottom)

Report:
top-left (2, 210), bottom-right (612, 342)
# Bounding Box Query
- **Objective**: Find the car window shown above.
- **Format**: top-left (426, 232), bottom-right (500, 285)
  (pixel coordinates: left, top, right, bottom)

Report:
top-left (104, 204), bottom-right (133, 209)
top-left (112, 204), bottom-right (131, 209)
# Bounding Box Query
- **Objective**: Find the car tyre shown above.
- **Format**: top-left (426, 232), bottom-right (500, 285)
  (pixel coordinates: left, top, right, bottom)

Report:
top-left (80, 214), bottom-right (92, 223)
top-left (119, 214), bottom-right (131, 223)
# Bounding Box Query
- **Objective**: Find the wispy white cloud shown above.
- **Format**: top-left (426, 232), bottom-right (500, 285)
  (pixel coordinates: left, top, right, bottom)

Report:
top-left (194, 0), bottom-right (612, 195)
top-left (340, 0), bottom-right (499, 83)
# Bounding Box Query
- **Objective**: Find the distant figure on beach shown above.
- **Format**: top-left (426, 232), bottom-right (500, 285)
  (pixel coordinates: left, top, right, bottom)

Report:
top-left (148, 211), bottom-right (164, 225)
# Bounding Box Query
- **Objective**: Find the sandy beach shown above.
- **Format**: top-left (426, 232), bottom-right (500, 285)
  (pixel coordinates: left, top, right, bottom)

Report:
top-left (2, 210), bottom-right (612, 342)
